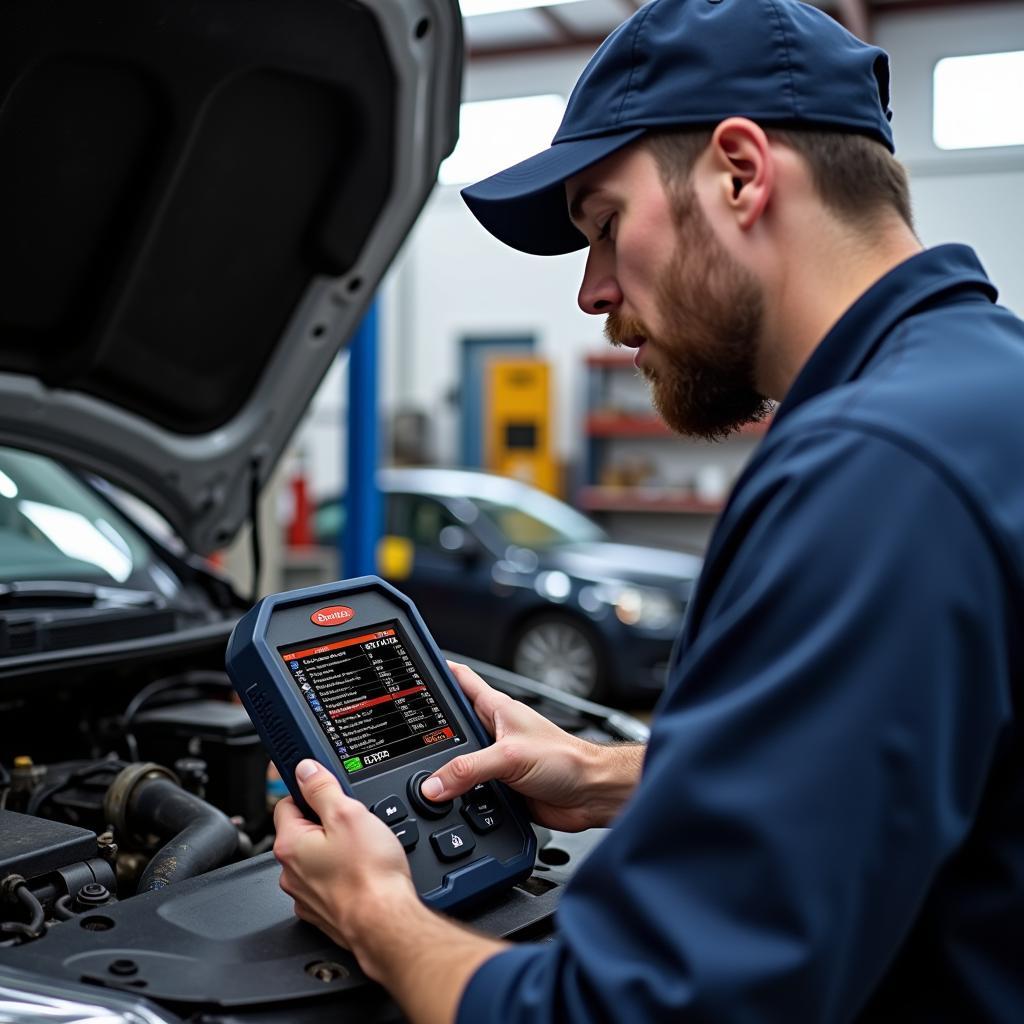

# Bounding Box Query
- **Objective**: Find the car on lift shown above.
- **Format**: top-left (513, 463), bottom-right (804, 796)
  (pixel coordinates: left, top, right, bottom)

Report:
top-left (0, 2), bottom-right (650, 1022)
top-left (315, 467), bottom-right (703, 704)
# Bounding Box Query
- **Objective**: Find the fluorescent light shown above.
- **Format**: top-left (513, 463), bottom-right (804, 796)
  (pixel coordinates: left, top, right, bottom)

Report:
top-left (0, 469), bottom-right (16, 499)
top-left (934, 50), bottom-right (1024, 150)
top-left (439, 94), bottom-right (566, 186)
top-left (461, 0), bottom-right (586, 16)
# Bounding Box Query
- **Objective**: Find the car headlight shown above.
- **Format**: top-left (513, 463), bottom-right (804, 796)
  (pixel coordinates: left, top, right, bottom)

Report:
top-left (0, 966), bottom-right (178, 1024)
top-left (586, 584), bottom-right (681, 630)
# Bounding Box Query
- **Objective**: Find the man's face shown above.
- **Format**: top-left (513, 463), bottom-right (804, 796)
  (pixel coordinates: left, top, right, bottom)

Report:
top-left (567, 144), bottom-right (771, 440)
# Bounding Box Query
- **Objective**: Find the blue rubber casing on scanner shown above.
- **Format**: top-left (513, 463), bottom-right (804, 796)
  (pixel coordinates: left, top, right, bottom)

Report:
top-left (226, 575), bottom-right (536, 911)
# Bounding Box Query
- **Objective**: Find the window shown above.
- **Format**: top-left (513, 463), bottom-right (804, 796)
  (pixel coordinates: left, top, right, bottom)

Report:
top-left (470, 493), bottom-right (605, 549)
top-left (438, 94), bottom-right (566, 186)
top-left (933, 50), bottom-right (1024, 150)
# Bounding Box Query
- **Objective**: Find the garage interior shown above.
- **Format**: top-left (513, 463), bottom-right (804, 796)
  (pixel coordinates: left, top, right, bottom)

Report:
top-left (233, 0), bottom-right (1024, 631)
top-left (1, 1), bottom-right (1023, 1019)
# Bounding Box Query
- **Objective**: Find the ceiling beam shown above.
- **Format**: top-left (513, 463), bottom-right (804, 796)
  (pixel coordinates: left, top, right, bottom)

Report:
top-left (533, 4), bottom-right (581, 44)
top-left (468, 0), bottom-right (1024, 64)
top-left (468, 34), bottom-right (608, 62)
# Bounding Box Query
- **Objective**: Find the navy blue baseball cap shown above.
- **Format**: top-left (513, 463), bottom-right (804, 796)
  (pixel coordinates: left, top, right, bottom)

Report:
top-left (461, 0), bottom-right (895, 255)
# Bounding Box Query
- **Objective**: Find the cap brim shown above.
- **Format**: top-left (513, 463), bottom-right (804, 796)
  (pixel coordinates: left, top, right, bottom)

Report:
top-left (460, 129), bottom-right (646, 256)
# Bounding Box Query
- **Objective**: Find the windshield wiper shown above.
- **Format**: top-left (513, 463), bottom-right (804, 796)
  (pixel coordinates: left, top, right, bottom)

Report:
top-left (0, 581), bottom-right (164, 609)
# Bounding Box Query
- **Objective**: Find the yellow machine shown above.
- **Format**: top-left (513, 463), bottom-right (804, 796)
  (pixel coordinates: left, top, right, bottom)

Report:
top-left (484, 357), bottom-right (558, 495)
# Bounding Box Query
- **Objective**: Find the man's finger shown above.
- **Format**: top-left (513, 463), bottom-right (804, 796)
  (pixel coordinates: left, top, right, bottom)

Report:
top-left (293, 759), bottom-right (353, 826)
top-left (422, 744), bottom-right (509, 801)
top-left (273, 794), bottom-right (323, 842)
top-left (447, 661), bottom-right (510, 733)
top-left (273, 795), bottom-right (306, 829)
top-left (447, 661), bottom-right (487, 695)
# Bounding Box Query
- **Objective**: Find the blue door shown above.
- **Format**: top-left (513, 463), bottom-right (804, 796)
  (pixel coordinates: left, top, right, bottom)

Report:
top-left (459, 335), bottom-right (534, 468)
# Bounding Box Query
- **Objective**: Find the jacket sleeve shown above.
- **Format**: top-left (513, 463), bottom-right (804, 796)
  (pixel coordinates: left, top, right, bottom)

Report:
top-left (457, 425), bottom-right (1015, 1024)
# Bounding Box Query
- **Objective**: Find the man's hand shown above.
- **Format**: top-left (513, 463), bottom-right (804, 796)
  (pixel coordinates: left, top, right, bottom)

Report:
top-left (274, 760), bottom-right (421, 952)
top-left (421, 662), bottom-right (644, 831)
top-left (274, 760), bottom-right (506, 1024)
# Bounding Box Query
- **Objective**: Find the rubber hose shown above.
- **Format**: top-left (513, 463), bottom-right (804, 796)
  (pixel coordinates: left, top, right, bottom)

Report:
top-left (0, 884), bottom-right (45, 940)
top-left (127, 778), bottom-right (239, 893)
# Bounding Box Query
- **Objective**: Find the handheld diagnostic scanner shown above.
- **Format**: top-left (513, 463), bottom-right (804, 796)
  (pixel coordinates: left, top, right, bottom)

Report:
top-left (226, 576), bottom-right (536, 910)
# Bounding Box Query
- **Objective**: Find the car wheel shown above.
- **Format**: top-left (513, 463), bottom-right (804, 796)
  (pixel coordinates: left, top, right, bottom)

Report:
top-left (511, 614), bottom-right (605, 700)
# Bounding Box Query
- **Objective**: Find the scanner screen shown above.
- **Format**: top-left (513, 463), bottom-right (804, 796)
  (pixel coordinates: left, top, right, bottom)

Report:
top-left (279, 619), bottom-right (464, 777)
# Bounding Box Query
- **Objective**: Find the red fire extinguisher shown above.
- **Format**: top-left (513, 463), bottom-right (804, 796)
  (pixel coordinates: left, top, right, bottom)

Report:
top-left (287, 452), bottom-right (314, 548)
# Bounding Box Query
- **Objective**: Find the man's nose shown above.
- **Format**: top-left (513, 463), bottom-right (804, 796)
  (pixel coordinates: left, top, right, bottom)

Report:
top-left (577, 252), bottom-right (622, 315)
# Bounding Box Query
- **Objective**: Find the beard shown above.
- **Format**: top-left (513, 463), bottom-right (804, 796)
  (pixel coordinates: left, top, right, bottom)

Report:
top-left (604, 188), bottom-right (772, 441)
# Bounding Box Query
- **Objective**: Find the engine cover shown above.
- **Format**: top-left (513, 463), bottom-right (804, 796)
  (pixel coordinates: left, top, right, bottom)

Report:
top-left (0, 834), bottom-right (597, 1018)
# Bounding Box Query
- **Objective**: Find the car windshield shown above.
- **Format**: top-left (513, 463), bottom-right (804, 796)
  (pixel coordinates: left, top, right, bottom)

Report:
top-left (470, 492), bottom-right (606, 549)
top-left (0, 447), bottom-right (162, 588)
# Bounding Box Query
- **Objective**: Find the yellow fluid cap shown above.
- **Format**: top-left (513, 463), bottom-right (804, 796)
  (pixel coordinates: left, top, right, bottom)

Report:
top-left (13, 755), bottom-right (34, 768)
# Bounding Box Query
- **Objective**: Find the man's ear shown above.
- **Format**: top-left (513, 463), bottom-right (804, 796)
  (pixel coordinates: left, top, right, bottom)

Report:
top-left (707, 118), bottom-right (773, 230)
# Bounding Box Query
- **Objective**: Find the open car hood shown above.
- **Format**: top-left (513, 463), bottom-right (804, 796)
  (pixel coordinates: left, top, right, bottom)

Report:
top-left (0, 0), bottom-right (461, 555)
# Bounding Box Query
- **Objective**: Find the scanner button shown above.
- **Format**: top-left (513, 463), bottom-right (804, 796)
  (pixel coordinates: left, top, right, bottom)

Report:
top-left (462, 804), bottom-right (502, 834)
top-left (431, 824), bottom-right (476, 862)
top-left (372, 796), bottom-right (408, 825)
top-left (391, 819), bottom-right (419, 852)
top-left (408, 770), bottom-right (453, 819)
top-left (462, 782), bottom-right (498, 815)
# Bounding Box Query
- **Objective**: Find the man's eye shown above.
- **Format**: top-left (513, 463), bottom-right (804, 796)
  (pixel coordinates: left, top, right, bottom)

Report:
top-left (597, 216), bottom-right (614, 242)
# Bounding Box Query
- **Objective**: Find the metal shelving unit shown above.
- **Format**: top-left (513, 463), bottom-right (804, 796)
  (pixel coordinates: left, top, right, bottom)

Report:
top-left (580, 354), bottom-right (770, 543)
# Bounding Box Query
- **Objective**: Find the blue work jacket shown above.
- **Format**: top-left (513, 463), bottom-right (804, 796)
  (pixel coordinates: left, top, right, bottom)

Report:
top-left (458, 245), bottom-right (1024, 1023)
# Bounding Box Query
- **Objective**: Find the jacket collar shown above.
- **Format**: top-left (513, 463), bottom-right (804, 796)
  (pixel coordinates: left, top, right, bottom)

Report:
top-left (773, 244), bottom-right (998, 428)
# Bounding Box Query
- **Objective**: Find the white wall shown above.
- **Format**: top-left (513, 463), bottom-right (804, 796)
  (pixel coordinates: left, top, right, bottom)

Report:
top-left (298, 3), bottom-right (1024, 513)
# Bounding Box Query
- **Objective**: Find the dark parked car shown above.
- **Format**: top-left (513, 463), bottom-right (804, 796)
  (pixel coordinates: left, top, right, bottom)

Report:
top-left (0, 3), bottom-right (647, 1021)
top-left (315, 467), bottom-right (703, 703)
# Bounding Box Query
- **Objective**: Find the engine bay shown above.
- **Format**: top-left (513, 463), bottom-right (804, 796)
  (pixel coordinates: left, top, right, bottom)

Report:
top-left (0, 640), bottom-right (631, 1021)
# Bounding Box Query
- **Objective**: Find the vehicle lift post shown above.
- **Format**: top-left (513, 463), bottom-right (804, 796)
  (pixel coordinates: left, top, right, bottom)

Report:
top-left (343, 300), bottom-right (382, 577)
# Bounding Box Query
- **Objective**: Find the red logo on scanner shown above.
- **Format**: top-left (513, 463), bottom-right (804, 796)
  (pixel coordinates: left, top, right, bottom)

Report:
top-left (310, 605), bottom-right (355, 627)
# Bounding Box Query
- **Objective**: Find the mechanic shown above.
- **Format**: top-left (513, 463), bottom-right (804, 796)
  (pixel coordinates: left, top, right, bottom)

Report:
top-left (273, 0), bottom-right (1024, 1020)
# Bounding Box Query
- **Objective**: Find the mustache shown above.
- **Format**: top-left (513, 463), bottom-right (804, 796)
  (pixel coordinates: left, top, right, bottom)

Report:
top-left (603, 312), bottom-right (650, 347)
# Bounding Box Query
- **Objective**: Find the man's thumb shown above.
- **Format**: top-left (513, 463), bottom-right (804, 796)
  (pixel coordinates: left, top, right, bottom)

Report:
top-left (294, 759), bottom-right (346, 820)
top-left (422, 746), bottom-right (505, 802)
